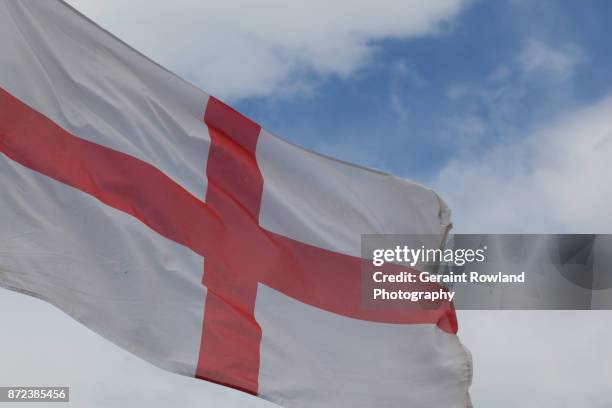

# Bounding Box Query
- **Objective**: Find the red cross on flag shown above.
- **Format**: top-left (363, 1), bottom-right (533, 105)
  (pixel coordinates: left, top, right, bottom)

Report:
top-left (0, 1), bottom-right (472, 407)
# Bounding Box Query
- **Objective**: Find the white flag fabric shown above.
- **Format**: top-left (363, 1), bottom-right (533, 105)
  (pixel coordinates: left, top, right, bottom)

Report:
top-left (0, 1), bottom-right (472, 407)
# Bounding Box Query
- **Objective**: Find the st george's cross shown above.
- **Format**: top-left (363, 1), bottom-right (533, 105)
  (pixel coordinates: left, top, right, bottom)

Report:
top-left (0, 1), bottom-right (472, 407)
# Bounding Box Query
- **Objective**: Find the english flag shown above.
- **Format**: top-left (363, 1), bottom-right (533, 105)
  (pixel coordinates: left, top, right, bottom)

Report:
top-left (0, 1), bottom-right (472, 407)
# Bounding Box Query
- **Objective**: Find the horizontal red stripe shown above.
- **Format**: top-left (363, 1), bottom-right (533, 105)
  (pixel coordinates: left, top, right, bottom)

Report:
top-left (263, 232), bottom-right (458, 333)
top-left (0, 87), bottom-right (223, 259)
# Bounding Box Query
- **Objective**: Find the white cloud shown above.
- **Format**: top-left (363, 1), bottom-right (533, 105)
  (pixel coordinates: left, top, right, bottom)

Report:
top-left (436, 38), bottom-right (588, 164)
top-left (434, 38), bottom-right (612, 408)
top-left (435, 94), bottom-right (612, 234)
top-left (518, 40), bottom-right (584, 79)
top-left (459, 310), bottom-right (612, 408)
top-left (389, 92), bottom-right (411, 124)
top-left (66, 0), bottom-right (468, 100)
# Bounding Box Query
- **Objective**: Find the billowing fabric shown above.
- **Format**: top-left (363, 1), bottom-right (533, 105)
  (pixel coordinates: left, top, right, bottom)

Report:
top-left (0, 1), bottom-right (472, 406)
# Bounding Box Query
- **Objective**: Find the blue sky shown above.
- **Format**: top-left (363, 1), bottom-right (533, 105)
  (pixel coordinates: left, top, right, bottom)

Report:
top-left (2, 1), bottom-right (611, 407)
top-left (232, 0), bottom-right (612, 183)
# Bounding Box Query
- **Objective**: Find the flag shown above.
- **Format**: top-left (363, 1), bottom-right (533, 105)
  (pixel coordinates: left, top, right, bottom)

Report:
top-left (0, 1), bottom-right (472, 406)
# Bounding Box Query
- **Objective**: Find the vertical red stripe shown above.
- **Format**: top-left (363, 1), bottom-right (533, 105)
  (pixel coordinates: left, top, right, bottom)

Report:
top-left (196, 97), bottom-right (264, 394)
top-left (193, 97), bottom-right (459, 395)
